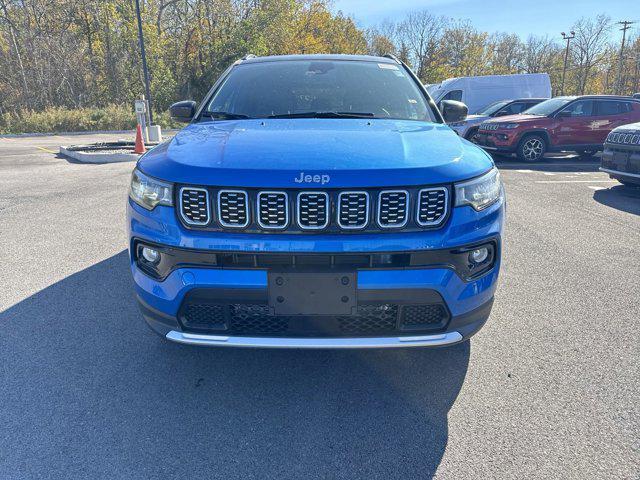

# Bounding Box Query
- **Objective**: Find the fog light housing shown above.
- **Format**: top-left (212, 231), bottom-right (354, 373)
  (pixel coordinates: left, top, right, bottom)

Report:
top-left (141, 246), bottom-right (160, 264)
top-left (469, 247), bottom-right (489, 264)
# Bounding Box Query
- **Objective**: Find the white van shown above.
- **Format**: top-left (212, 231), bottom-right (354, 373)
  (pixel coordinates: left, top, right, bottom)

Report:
top-left (427, 73), bottom-right (551, 114)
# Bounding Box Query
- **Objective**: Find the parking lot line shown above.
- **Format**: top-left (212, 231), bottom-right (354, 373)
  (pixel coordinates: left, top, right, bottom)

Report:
top-left (534, 180), bottom-right (616, 184)
top-left (35, 146), bottom-right (57, 154)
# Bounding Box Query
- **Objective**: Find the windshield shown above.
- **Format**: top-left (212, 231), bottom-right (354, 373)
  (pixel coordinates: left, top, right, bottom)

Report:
top-left (522, 97), bottom-right (575, 116)
top-left (478, 100), bottom-right (511, 116)
top-left (205, 60), bottom-right (434, 121)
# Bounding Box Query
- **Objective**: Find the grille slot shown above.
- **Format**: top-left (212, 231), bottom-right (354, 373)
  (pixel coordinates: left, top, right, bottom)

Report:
top-left (257, 191), bottom-right (289, 229)
top-left (217, 190), bottom-right (249, 228)
top-left (377, 190), bottom-right (409, 228)
top-left (417, 188), bottom-right (448, 226)
top-left (337, 191), bottom-right (369, 229)
top-left (297, 192), bottom-right (329, 230)
top-left (179, 188), bottom-right (210, 225)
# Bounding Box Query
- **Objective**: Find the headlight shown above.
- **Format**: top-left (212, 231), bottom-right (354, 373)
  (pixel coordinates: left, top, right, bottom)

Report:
top-left (129, 168), bottom-right (173, 210)
top-left (455, 168), bottom-right (502, 211)
top-left (498, 123), bottom-right (519, 129)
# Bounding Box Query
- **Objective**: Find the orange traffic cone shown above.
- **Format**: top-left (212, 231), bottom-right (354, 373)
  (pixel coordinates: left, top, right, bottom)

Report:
top-left (134, 124), bottom-right (146, 154)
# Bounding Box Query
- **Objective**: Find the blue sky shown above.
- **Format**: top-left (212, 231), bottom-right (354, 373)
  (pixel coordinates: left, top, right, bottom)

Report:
top-left (332, 0), bottom-right (638, 39)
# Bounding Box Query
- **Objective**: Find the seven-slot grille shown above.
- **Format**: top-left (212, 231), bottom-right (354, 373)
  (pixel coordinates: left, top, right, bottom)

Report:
top-left (178, 187), bottom-right (451, 231)
top-left (297, 192), bottom-right (329, 229)
top-left (179, 188), bottom-right (210, 225)
top-left (338, 191), bottom-right (369, 229)
top-left (417, 188), bottom-right (448, 226)
top-left (257, 192), bottom-right (289, 229)
top-left (377, 190), bottom-right (409, 228)
top-left (218, 190), bottom-right (249, 227)
top-left (607, 131), bottom-right (640, 145)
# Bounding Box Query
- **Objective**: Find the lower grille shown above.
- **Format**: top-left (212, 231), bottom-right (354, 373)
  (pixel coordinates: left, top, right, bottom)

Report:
top-left (179, 301), bottom-right (449, 336)
top-left (400, 304), bottom-right (448, 331)
top-left (337, 305), bottom-right (398, 333)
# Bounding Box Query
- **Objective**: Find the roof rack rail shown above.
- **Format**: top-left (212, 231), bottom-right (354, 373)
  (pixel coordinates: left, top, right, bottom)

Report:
top-left (241, 54), bottom-right (257, 61)
top-left (383, 54), bottom-right (401, 64)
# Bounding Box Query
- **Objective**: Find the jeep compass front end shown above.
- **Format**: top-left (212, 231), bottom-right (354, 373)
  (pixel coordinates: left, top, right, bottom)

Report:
top-left (127, 54), bottom-right (505, 348)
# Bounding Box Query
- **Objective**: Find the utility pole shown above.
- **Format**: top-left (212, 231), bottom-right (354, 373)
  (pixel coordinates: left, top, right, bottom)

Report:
top-left (135, 0), bottom-right (153, 124)
top-left (560, 31), bottom-right (575, 96)
top-left (615, 21), bottom-right (634, 95)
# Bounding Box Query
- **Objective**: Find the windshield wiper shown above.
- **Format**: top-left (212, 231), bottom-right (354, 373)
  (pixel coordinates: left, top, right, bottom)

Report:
top-left (201, 111), bottom-right (252, 120)
top-left (267, 111), bottom-right (375, 119)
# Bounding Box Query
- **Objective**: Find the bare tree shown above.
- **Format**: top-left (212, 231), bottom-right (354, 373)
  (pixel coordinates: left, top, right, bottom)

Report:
top-left (571, 14), bottom-right (612, 94)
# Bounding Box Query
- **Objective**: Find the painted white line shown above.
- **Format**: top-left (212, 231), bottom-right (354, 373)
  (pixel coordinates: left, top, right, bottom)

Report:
top-left (535, 180), bottom-right (617, 184)
top-left (542, 172), bottom-right (556, 176)
top-left (588, 186), bottom-right (607, 190)
top-left (516, 169), bottom-right (534, 173)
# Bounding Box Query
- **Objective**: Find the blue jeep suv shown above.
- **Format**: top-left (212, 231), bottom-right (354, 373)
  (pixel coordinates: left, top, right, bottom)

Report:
top-left (127, 54), bottom-right (505, 349)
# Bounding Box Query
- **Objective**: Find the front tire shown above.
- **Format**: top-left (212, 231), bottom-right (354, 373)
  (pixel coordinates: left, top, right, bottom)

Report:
top-left (517, 134), bottom-right (546, 162)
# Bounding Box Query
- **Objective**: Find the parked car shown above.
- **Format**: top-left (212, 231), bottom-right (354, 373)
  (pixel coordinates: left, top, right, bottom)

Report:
top-left (127, 54), bottom-right (505, 349)
top-left (473, 95), bottom-right (640, 162)
top-left (449, 98), bottom-right (547, 139)
top-left (427, 73), bottom-right (551, 114)
top-left (600, 122), bottom-right (640, 187)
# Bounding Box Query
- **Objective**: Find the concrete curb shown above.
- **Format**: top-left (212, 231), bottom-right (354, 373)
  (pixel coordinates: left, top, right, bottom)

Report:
top-left (59, 146), bottom-right (139, 164)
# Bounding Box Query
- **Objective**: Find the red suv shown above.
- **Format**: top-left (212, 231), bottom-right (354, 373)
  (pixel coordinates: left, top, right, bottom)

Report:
top-left (473, 95), bottom-right (640, 161)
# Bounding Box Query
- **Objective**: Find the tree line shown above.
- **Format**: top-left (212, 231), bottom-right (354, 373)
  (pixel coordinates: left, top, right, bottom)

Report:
top-left (0, 0), bottom-right (638, 118)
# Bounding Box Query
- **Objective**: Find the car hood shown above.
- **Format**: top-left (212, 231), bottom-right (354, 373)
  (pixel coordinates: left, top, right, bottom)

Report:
top-left (613, 121), bottom-right (640, 132)
top-left (483, 113), bottom-right (544, 125)
top-left (139, 119), bottom-right (494, 188)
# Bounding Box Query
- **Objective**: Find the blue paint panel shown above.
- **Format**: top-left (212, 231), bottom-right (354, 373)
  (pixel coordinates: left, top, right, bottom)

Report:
top-left (138, 119), bottom-right (495, 187)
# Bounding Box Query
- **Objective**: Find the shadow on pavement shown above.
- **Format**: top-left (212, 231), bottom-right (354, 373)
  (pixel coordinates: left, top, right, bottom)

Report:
top-left (593, 185), bottom-right (640, 216)
top-left (0, 251), bottom-right (470, 479)
top-left (494, 156), bottom-right (600, 173)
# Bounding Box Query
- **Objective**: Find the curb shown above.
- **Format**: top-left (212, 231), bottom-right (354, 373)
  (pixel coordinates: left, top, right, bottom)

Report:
top-left (59, 146), bottom-right (139, 164)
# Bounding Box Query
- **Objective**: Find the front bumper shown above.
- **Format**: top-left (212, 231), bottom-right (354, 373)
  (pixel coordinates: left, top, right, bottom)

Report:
top-left (128, 195), bottom-right (504, 348)
top-left (601, 146), bottom-right (640, 185)
top-left (474, 132), bottom-right (518, 153)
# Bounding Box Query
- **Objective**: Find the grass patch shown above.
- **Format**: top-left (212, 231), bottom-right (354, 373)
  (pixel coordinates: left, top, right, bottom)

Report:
top-left (0, 105), bottom-right (181, 134)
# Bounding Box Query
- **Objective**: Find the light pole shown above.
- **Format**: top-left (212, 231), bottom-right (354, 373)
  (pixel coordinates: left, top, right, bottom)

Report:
top-left (560, 31), bottom-right (575, 96)
top-left (615, 21), bottom-right (634, 95)
top-left (135, 0), bottom-right (153, 124)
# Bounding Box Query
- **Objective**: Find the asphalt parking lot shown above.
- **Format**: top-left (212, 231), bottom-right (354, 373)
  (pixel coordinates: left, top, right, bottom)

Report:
top-left (1, 133), bottom-right (638, 479)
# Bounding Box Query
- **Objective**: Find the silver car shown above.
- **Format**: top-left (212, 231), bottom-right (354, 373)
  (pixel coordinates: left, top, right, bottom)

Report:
top-left (449, 98), bottom-right (546, 140)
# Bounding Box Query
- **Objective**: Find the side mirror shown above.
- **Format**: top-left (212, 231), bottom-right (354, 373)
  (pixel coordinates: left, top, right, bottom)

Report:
top-left (495, 109), bottom-right (509, 117)
top-left (169, 100), bottom-right (197, 123)
top-left (556, 110), bottom-right (572, 118)
top-left (440, 100), bottom-right (468, 123)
